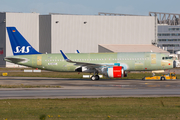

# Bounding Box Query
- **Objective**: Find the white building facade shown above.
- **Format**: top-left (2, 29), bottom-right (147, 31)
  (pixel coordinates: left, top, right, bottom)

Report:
top-left (0, 12), bottom-right (39, 67)
top-left (39, 14), bottom-right (156, 53)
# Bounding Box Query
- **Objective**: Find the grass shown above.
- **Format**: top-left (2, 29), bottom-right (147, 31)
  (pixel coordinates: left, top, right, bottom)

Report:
top-left (0, 67), bottom-right (180, 79)
top-left (1, 71), bottom-right (180, 79)
top-left (0, 97), bottom-right (180, 120)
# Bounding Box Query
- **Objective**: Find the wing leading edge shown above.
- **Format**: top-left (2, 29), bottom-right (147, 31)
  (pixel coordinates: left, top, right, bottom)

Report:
top-left (60, 50), bottom-right (110, 68)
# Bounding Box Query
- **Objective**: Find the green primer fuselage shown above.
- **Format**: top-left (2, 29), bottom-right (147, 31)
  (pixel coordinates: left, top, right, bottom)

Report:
top-left (6, 52), bottom-right (173, 72)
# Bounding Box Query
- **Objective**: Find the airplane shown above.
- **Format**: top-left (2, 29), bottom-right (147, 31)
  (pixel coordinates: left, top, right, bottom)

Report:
top-left (4, 27), bottom-right (178, 80)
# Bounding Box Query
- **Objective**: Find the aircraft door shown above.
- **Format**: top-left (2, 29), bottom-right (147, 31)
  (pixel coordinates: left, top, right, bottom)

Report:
top-left (37, 56), bottom-right (42, 66)
top-left (151, 54), bottom-right (156, 64)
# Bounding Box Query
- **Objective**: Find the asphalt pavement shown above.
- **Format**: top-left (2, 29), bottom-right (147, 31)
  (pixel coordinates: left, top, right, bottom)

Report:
top-left (0, 76), bottom-right (180, 99)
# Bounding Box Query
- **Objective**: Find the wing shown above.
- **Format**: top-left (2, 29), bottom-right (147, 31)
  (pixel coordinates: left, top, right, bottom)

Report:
top-left (60, 50), bottom-right (111, 68)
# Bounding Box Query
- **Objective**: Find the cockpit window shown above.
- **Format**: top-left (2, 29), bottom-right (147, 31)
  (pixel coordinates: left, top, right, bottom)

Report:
top-left (162, 57), bottom-right (173, 60)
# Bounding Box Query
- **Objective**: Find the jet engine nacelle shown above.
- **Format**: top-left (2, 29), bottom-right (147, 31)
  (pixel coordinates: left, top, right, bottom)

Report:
top-left (107, 66), bottom-right (126, 78)
top-left (75, 67), bottom-right (94, 73)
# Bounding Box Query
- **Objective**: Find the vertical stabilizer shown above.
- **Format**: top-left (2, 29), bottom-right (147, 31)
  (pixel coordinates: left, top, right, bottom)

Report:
top-left (6, 27), bottom-right (41, 55)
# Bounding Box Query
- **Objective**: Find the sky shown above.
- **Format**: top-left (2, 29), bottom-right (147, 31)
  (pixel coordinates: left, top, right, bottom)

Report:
top-left (0, 0), bottom-right (180, 15)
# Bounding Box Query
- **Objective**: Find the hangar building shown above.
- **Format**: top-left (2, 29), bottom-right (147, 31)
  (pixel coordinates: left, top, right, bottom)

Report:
top-left (39, 13), bottom-right (156, 53)
top-left (0, 12), bottom-right (39, 67)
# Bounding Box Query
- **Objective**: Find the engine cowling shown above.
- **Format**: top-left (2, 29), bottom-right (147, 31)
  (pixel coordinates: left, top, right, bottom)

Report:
top-left (75, 67), bottom-right (94, 73)
top-left (107, 66), bottom-right (125, 78)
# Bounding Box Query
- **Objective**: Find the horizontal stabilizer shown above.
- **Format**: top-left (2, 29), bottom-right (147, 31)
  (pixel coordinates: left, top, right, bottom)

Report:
top-left (4, 57), bottom-right (27, 63)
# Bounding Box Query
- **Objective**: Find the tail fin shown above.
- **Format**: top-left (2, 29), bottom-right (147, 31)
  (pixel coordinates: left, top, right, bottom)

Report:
top-left (6, 27), bottom-right (41, 55)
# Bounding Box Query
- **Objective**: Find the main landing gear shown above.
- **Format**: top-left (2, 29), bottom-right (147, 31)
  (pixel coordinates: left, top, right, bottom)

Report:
top-left (91, 71), bottom-right (100, 81)
top-left (91, 75), bottom-right (100, 81)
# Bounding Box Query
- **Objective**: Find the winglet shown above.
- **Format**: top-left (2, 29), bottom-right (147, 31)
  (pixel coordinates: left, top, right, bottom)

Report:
top-left (76, 50), bottom-right (80, 53)
top-left (60, 50), bottom-right (70, 61)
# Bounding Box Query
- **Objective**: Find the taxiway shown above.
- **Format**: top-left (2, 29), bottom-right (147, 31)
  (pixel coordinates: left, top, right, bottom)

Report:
top-left (0, 76), bottom-right (180, 99)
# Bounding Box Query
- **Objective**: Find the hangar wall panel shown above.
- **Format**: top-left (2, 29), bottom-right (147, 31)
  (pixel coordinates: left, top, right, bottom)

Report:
top-left (39, 15), bottom-right (51, 53)
top-left (49, 15), bottom-right (155, 53)
top-left (0, 13), bottom-right (6, 67)
top-left (6, 13), bottom-right (39, 67)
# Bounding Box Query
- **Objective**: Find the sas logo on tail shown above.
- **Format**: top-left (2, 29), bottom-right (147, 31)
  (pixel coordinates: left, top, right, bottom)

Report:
top-left (14, 46), bottom-right (31, 53)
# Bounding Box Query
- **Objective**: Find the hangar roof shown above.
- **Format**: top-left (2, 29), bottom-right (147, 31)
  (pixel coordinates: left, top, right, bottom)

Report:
top-left (98, 44), bottom-right (169, 54)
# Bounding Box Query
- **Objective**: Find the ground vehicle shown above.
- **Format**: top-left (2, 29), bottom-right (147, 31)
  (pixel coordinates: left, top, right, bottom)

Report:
top-left (143, 72), bottom-right (177, 80)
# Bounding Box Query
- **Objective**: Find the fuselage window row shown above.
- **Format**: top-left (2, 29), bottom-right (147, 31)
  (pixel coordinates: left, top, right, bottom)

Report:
top-left (45, 58), bottom-right (149, 61)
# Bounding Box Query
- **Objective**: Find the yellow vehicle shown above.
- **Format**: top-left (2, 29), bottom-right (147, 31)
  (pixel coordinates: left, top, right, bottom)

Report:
top-left (143, 72), bottom-right (177, 80)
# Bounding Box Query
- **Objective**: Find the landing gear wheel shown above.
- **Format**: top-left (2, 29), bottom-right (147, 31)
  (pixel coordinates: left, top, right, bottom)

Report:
top-left (91, 75), bottom-right (100, 81)
top-left (91, 75), bottom-right (96, 81)
top-left (95, 75), bottom-right (99, 80)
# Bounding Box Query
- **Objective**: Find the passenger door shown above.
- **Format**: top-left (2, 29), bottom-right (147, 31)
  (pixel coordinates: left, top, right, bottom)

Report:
top-left (151, 54), bottom-right (156, 64)
top-left (37, 56), bottom-right (42, 66)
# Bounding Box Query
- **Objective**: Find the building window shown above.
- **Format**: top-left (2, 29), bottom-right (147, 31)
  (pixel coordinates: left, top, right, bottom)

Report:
top-left (162, 44), bottom-right (179, 47)
top-left (158, 39), bottom-right (180, 42)
top-left (158, 33), bottom-right (180, 36)
top-left (169, 28), bottom-right (180, 31)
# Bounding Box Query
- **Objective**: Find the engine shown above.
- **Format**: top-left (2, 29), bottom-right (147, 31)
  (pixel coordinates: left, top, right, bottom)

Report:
top-left (75, 67), bottom-right (94, 73)
top-left (100, 66), bottom-right (127, 78)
